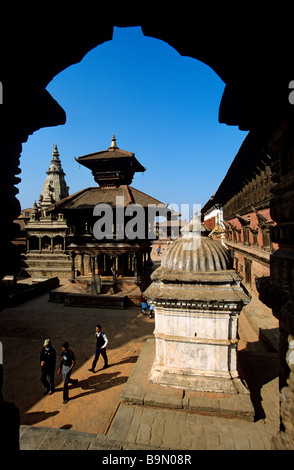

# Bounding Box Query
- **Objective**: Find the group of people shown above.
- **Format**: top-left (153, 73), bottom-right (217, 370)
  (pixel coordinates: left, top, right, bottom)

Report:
top-left (40, 324), bottom-right (108, 404)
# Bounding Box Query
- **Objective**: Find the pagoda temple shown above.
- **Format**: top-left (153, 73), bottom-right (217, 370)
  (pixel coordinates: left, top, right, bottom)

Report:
top-left (24, 136), bottom-right (168, 307)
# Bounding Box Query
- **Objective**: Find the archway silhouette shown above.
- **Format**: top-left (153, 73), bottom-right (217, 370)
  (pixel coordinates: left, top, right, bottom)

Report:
top-left (19, 26), bottom-right (246, 215)
top-left (2, 12), bottom-right (294, 449)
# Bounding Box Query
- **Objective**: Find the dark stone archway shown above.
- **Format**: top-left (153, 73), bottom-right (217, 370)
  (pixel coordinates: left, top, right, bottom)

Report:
top-left (2, 9), bottom-right (294, 448)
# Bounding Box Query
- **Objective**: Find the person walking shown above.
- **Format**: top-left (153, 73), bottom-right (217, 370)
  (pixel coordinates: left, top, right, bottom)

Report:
top-left (88, 324), bottom-right (108, 372)
top-left (149, 302), bottom-right (154, 319)
top-left (57, 342), bottom-right (78, 404)
top-left (141, 293), bottom-right (148, 315)
top-left (40, 339), bottom-right (56, 395)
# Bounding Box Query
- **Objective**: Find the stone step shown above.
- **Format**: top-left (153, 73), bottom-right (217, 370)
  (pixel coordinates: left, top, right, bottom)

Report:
top-left (24, 260), bottom-right (71, 267)
top-left (25, 253), bottom-right (70, 259)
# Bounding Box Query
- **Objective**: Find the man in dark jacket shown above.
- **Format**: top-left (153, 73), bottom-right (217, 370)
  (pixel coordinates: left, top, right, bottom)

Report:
top-left (88, 324), bottom-right (108, 372)
top-left (40, 339), bottom-right (56, 395)
top-left (57, 342), bottom-right (78, 404)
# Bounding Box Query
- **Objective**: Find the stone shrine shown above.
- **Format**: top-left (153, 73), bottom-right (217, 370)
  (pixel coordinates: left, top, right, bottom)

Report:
top-left (145, 212), bottom-right (251, 394)
top-left (24, 145), bottom-right (72, 279)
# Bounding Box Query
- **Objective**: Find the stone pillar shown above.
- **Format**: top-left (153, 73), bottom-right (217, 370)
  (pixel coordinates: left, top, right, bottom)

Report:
top-left (134, 254), bottom-right (138, 283)
top-left (91, 255), bottom-right (101, 295)
top-left (80, 253), bottom-right (84, 276)
top-left (70, 251), bottom-right (76, 281)
top-left (111, 256), bottom-right (117, 281)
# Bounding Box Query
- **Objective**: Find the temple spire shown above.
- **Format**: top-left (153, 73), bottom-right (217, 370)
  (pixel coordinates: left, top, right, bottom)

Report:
top-left (52, 144), bottom-right (59, 157)
top-left (39, 145), bottom-right (69, 208)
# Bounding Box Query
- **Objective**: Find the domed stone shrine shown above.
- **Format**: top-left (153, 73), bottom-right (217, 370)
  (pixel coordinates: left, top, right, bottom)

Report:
top-left (144, 212), bottom-right (251, 395)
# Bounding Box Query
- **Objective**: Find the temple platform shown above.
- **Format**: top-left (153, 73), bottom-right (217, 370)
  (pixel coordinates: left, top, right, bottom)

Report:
top-left (120, 337), bottom-right (255, 422)
top-left (48, 276), bottom-right (144, 309)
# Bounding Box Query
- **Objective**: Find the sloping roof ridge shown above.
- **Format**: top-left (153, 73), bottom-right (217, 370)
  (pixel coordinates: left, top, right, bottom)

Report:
top-left (53, 187), bottom-right (95, 207)
top-left (77, 148), bottom-right (134, 160)
top-left (129, 186), bottom-right (165, 206)
top-left (122, 184), bottom-right (134, 205)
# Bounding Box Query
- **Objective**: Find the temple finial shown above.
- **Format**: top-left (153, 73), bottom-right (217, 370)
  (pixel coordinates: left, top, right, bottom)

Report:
top-left (108, 134), bottom-right (118, 150)
top-left (52, 144), bottom-right (59, 157)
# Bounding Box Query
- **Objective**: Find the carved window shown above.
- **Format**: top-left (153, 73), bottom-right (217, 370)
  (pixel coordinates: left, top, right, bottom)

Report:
top-left (41, 236), bottom-right (51, 251)
top-left (243, 227), bottom-right (250, 246)
top-left (262, 227), bottom-right (272, 251)
top-left (53, 236), bottom-right (64, 251)
top-left (249, 227), bottom-right (258, 246)
top-left (29, 236), bottom-right (39, 251)
top-left (244, 257), bottom-right (252, 286)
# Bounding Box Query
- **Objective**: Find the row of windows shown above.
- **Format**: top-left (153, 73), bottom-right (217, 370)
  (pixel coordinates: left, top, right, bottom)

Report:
top-left (226, 226), bottom-right (272, 251)
top-left (28, 235), bottom-right (65, 251)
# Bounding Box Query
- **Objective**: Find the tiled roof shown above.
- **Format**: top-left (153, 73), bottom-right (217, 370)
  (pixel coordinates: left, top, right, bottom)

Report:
top-left (48, 185), bottom-right (165, 211)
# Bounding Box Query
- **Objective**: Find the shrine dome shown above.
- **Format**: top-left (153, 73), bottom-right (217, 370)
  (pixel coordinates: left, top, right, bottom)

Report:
top-left (161, 213), bottom-right (232, 273)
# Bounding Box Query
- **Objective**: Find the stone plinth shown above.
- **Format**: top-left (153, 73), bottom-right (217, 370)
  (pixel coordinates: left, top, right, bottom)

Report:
top-left (145, 269), bottom-right (250, 394)
top-left (144, 215), bottom-right (251, 394)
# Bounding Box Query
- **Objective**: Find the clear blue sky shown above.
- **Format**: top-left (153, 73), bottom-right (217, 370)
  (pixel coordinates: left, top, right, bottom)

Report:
top-left (18, 26), bottom-right (247, 218)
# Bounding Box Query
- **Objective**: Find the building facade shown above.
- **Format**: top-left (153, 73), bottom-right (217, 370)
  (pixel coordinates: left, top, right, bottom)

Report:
top-left (203, 131), bottom-right (278, 297)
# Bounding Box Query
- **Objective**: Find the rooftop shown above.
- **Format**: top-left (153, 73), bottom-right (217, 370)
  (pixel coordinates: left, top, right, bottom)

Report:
top-left (48, 185), bottom-right (165, 211)
top-left (75, 135), bottom-right (146, 187)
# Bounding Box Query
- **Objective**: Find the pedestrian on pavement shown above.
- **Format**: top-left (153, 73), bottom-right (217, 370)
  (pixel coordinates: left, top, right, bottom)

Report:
top-left (40, 339), bottom-right (56, 395)
top-left (149, 302), bottom-right (154, 319)
top-left (57, 342), bottom-right (78, 404)
top-left (141, 293), bottom-right (148, 315)
top-left (88, 324), bottom-right (108, 372)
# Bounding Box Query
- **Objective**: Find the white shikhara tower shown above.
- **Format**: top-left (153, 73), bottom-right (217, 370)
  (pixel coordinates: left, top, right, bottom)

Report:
top-left (39, 145), bottom-right (69, 210)
top-left (24, 145), bottom-right (71, 279)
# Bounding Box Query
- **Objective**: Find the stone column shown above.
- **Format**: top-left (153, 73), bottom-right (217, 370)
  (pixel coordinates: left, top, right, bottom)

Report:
top-left (134, 254), bottom-right (138, 283)
top-left (70, 251), bottom-right (76, 281)
top-left (80, 253), bottom-right (84, 276)
top-left (91, 255), bottom-right (96, 293)
top-left (111, 256), bottom-right (117, 281)
top-left (91, 255), bottom-right (101, 295)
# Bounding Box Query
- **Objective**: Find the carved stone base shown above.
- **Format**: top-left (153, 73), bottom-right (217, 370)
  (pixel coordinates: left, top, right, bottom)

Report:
top-left (148, 363), bottom-right (249, 395)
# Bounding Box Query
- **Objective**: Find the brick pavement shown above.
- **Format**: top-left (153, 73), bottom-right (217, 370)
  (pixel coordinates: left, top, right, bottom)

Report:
top-left (0, 279), bottom-right (281, 450)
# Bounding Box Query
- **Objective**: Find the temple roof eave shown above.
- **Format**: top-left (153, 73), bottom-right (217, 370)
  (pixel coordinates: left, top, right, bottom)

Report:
top-left (67, 240), bottom-right (150, 256)
top-left (46, 185), bottom-right (165, 212)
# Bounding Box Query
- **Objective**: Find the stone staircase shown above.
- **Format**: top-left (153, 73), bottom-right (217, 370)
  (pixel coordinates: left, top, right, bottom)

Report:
top-left (21, 252), bottom-right (72, 279)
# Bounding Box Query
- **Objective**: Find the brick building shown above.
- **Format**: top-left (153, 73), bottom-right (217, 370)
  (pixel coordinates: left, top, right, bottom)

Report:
top-left (202, 130), bottom-right (278, 296)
